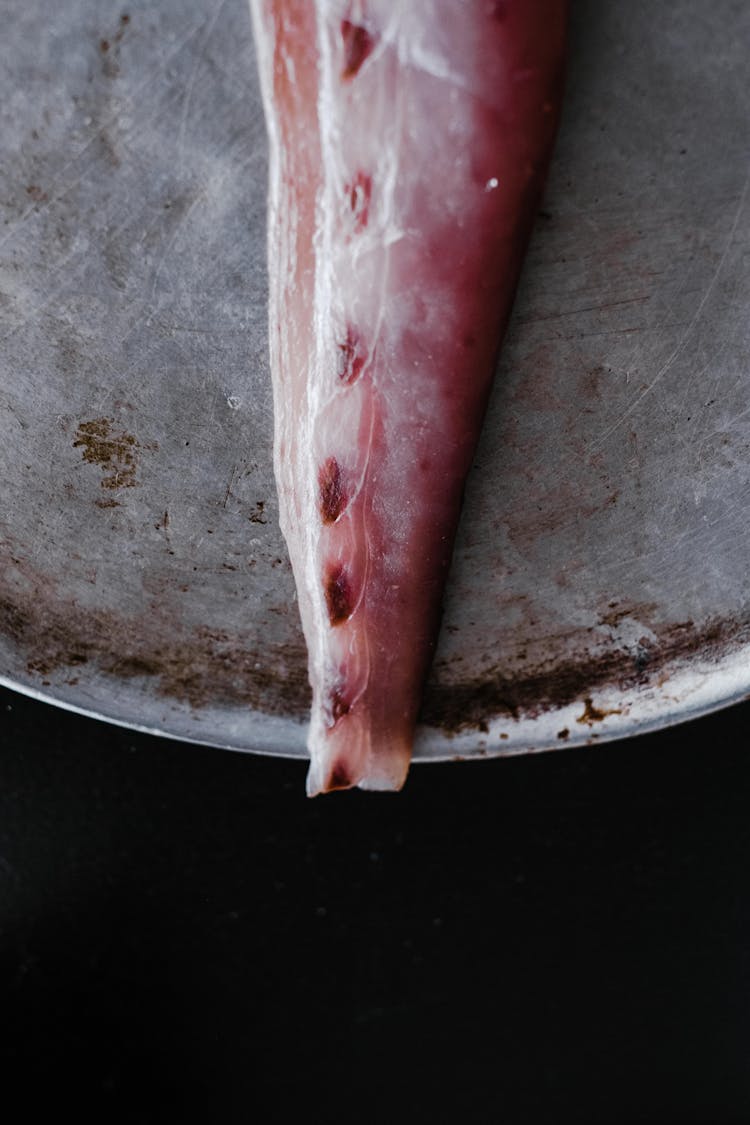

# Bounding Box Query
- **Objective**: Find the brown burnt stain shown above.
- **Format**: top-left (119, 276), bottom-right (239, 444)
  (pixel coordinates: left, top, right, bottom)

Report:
top-left (599, 601), bottom-right (659, 628)
top-left (421, 616), bottom-right (748, 733)
top-left (576, 697), bottom-right (622, 726)
top-left (73, 418), bottom-right (152, 491)
top-left (0, 549), bottom-right (310, 717)
top-left (2, 534), bottom-right (747, 735)
top-left (318, 456), bottom-right (347, 523)
top-left (249, 501), bottom-right (267, 525)
top-left (341, 19), bottom-right (376, 79)
top-left (557, 728), bottom-right (570, 740)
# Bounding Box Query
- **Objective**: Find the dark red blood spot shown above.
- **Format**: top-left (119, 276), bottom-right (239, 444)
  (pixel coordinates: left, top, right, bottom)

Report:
top-left (345, 171), bottom-right (372, 233)
top-left (318, 456), bottom-right (347, 523)
top-left (324, 563), bottom-right (353, 625)
top-left (341, 20), bottom-right (375, 79)
top-left (324, 687), bottom-right (351, 728)
top-left (120, 13), bottom-right (130, 23)
top-left (328, 761), bottom-right (352, 790)
top-left (330, 691), bottom-right (350, 721)
top-left (100, 38), bottom-right (110, 52)
top-left (337, 326), bottom-right (366, 384)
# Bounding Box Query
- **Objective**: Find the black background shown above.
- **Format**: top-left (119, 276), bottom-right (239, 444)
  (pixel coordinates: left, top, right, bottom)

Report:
top-left (1, 683), bottom-right (749, 1123)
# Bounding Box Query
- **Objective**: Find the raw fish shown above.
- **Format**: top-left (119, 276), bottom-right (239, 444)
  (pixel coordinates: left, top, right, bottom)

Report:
top-left (250, 0), bottom-right (568, 793)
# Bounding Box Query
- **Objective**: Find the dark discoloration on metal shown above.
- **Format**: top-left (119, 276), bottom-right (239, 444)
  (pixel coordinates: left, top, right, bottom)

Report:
top-left (0, 551), bottom-right (310, 718)
top-left (73, 418), bottom-right (150, 492)
top-left (576, 696), bottom-right (623, 726)
top-left (420, 617), bottom-right (750, 734)
top-left (3, 527), bottom-right (746, 737)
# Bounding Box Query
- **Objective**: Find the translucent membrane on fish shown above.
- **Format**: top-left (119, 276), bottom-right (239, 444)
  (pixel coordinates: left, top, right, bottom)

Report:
top-left (250, 0), bottom-right (568, 794)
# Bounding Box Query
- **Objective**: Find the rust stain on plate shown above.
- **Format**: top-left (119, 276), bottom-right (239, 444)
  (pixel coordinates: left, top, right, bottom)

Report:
top-left (73, 418), bottom-right (151, 492)
top-left (420, 616), bottom-right (750, 734)
top-left (0, 547), bottom-right (309, 718)
top-left (2, 532), bottom-right (748, 737)
top-left (576, 696), bottom-right (623, 726)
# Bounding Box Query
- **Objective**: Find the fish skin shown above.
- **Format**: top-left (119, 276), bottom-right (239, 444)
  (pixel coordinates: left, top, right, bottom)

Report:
top-left (250, 0), bottom-right (568, 794)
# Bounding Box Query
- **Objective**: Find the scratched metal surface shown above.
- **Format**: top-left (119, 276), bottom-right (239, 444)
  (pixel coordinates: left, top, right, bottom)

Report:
top-left (1, 0), bottom-right (749, 762)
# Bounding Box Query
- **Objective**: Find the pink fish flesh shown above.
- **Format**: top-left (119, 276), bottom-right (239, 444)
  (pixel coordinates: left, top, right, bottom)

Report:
top-left (250, 0), bottom-right (568, 794)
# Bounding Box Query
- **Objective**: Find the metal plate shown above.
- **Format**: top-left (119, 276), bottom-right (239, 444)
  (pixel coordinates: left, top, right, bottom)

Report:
top-left (2, 0), bottom-right (749, 762)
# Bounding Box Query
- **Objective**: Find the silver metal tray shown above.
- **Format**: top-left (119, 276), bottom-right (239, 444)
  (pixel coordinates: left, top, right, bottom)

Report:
top-left (2, 0), bottom-right (749, 763)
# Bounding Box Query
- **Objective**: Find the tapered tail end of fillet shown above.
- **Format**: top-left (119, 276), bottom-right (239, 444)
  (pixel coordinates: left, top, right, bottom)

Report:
top-left (305, 738), bottom-right (412, 798)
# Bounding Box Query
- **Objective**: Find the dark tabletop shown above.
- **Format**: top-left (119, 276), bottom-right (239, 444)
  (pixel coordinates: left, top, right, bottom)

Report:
top-left (1, 683), bottom-right (749, 1123)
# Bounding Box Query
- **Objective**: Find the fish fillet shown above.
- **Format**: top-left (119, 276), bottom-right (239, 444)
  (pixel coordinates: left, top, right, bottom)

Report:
top-left (249, 0), bottom-right (568, 794)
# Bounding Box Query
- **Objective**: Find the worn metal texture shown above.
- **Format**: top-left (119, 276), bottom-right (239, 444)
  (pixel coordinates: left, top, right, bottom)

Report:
top-left (1, 0), bottom-right (749, 762)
